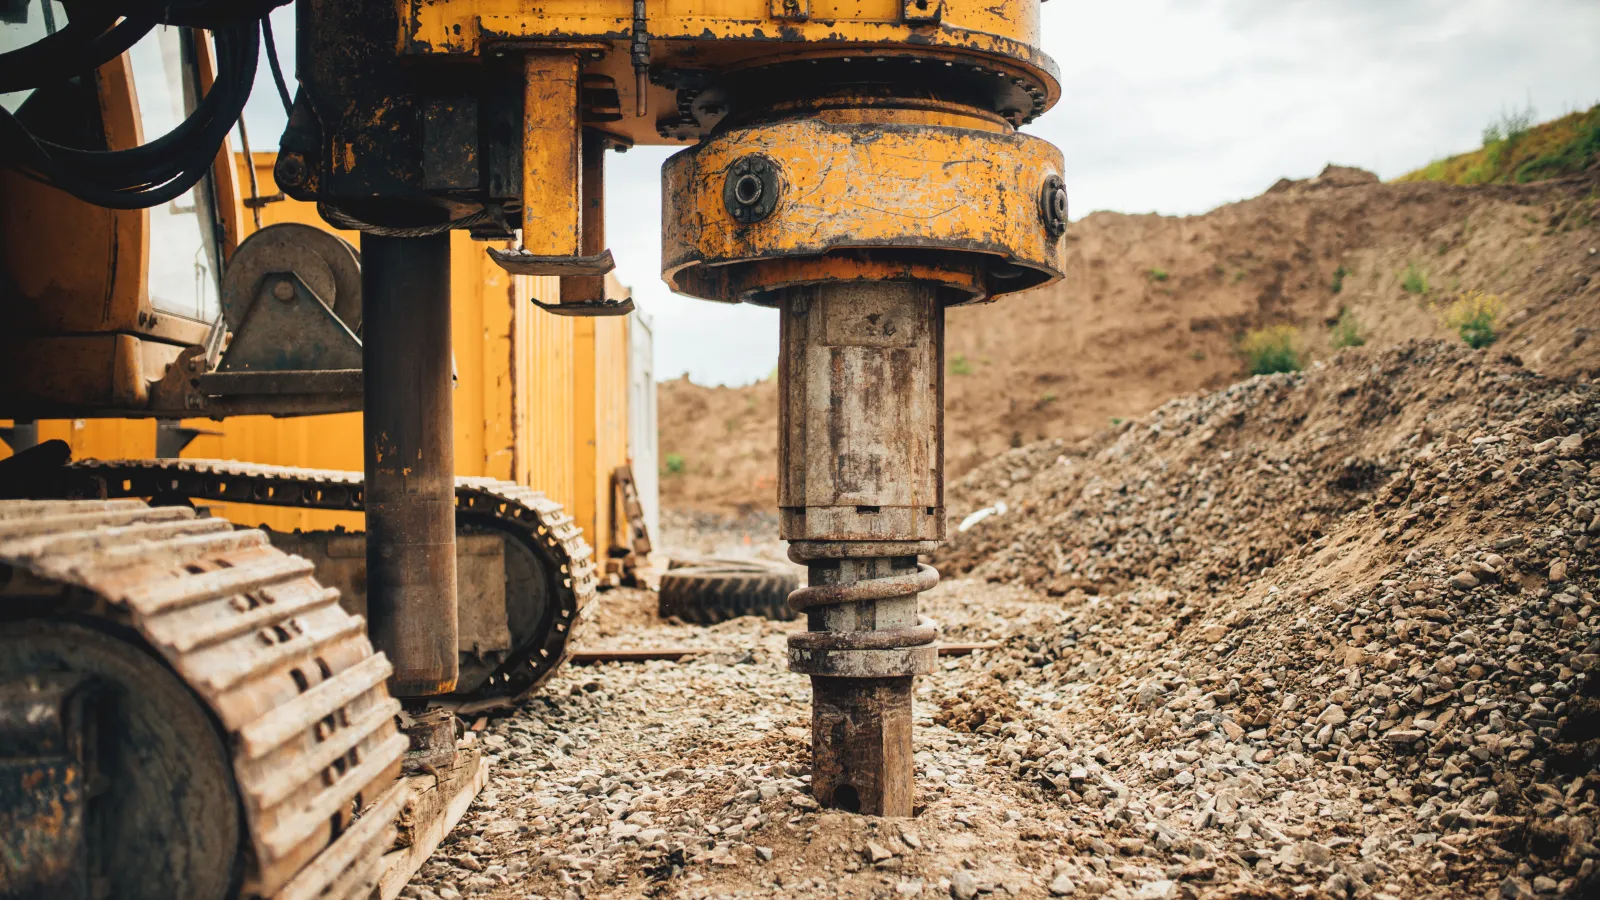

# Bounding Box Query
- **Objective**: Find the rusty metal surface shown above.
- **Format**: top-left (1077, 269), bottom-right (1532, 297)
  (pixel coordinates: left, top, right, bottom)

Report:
top-left (0, 673), bottom-right (97, 900)
top-left (399, 707), bottom-right (458, 774)
top-left (811, 677), bottom-right (916, 816)
top-left (773, 282), bottom-right (946, 817)
top-left (487, 248), bottom-right (616, 277)
top-left (220, 223), bottom-right (363, 334)
top-left (663, 117), bottom-right (1065, 305)
top-left (399, 0), bottom-right (1061, 151)
top-left (0, 499), bottom-right (408, 899)
top-left (60, 458), bottom-right (598, 702)
top-left (776, 282), bottom-right (945, 541)
top-left (361, 232), bottom-right (460, 699)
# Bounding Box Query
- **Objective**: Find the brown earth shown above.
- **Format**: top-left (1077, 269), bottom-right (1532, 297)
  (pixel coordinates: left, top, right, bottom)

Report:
top-left (658, 167), bottom-right (1600, 516)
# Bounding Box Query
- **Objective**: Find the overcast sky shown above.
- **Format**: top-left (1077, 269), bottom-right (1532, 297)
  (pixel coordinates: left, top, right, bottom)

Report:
top-left (242, 0), bottom-right (1600, 386)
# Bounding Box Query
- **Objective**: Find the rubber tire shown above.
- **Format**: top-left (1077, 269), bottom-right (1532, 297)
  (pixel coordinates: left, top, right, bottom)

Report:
top-left (658, 561), bottom-right (801, 624)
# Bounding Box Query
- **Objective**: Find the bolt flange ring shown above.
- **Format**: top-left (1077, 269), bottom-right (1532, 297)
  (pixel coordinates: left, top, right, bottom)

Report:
top-left (1040, 173), bottom-right (1068, 239)
top-left (723, 154), bottom-right (781, 224)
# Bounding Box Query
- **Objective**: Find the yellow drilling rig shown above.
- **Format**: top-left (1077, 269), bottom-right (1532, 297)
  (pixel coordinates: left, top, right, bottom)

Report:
top-left (0, 0), bottom-right (1064, 896)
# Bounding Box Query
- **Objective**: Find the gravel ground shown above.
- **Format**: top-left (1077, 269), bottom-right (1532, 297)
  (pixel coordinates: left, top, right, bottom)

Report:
top-left (403, 341), bottom-right (1598, 900)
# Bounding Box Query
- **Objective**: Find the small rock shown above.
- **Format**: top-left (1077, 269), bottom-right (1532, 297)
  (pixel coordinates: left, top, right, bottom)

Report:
top-left (1551, 560), bottom-right (1569, 583)
top-left (791, 794), bottom-right (820, 810)
top-left (1179, 860), bottom-right (1217, 880)
top-left (1198, 623), bottom-right (1229, 643)
top-left (950, 869), bottom-right (979, 900)
top-left (756, 845), bottom-right (774, 861)
top-left (1450, 571), bottom-right (1480, 589)
top-left (1500, 875), bottom-right (1534, 899)
top-left (1298, 840), bottom-right (1333, 868)
top-left (1134, 880), bottom-right (1176, 900)
top-left (898, 881), bottom-right (925, 896)
top-left (1049, 872), bottom-right (1076, 896)
top-left (867, 841), bottom-right (895, 863)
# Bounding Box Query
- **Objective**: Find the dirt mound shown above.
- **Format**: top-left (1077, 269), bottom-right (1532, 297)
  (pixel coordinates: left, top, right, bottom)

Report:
top-left (660, 173), bottom-right (1600, 515)
top-left (933, 340), bottom-right (1598, 896)
top-left (423, 341), bottom-right (1597, 898)
top-left (658, 376), bottom-right (779, 516)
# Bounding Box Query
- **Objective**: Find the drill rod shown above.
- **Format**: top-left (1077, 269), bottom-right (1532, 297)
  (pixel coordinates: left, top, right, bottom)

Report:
top-left (778, 281), bottom-right (944, 816)
top-left (360, 232), bottom-right (459, 698)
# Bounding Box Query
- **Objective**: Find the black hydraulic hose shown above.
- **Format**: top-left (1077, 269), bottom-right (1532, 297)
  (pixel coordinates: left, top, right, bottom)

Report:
top-left (0, 19), bottom-right (260, 209)
top-left (0, 11), bottom-right (152, 94)
top-left (261, 13), bottom-right (293, 117)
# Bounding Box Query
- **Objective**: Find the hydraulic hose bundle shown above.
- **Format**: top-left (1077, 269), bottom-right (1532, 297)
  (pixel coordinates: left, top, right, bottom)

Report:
top-left (0, 1), bottom-right (289, 209)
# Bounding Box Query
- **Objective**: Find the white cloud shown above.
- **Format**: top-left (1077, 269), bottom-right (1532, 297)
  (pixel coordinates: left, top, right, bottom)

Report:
top-left (241, 0), bottom-right (1600, 386)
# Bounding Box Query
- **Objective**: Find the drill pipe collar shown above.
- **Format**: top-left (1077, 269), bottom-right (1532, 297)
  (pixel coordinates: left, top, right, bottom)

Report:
top-left (788, 644), bottom-right (938, 678)
top-left (786, 540), bottom-right (939, 562)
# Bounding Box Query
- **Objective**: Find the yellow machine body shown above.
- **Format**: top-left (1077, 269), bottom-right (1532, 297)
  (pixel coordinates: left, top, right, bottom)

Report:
top-left (0, 146), bottom-right (638, 551)
top-left (0, 53), bottom-right (232, 415)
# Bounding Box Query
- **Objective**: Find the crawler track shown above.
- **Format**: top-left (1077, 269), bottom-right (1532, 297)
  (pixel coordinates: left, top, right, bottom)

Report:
top-left (0, 499), bottom-right (407, 899)
top-left (65, 459), bottom-right (599, 702)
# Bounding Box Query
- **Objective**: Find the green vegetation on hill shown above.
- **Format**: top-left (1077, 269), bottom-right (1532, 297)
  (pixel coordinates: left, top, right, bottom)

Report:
top-left (1398, 104), bottom-right (1600, 186)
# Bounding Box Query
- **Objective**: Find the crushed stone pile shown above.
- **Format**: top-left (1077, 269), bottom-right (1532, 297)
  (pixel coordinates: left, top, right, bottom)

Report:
top-left (935, 340), bottom-right (1598, 897)
top-left (401, 340), bottom-right (1598, 900)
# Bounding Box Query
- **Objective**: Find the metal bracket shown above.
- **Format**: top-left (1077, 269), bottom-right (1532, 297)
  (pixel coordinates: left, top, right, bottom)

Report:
top-left (154, 420), bottom-right (222, 459)
top-left (528, 294), bottom-right (636, 318)
top-left (218, 274), bottom-right (364, 374)
top-left (241, 191), bottom-right (286, 209)
top-left (486, 247), bottom-right (616, 277)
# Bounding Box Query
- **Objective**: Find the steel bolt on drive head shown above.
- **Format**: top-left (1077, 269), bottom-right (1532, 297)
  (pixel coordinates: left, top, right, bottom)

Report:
top-left (1040, 174), bottom-right (1068, 239)
top-left (724, 155), bottom-right (780, 224)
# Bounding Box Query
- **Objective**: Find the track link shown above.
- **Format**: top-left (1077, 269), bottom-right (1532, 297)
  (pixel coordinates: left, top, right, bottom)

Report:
top-left (66, 459), bottom-right (598, 702)
top-left (0, 499), bottom-right (407, 899)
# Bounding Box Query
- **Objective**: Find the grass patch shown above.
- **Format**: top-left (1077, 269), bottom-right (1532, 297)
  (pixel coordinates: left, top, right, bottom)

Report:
top-left (948, 354), bottom-right (973, 376)
top-left (1398, 103), bottom-right (1600, 186)
top-left (1400, 263), bottom-right (1428, 295)
top-left (1146, 268), bottom-right (1170, 282)
top-left (1239, 325), bottom-right (1304, 376)
top-left (664, 452), bottom-right (685, 475)
top-left (1444, 290), bottom-right (1504, 349)
top-left (1330, 265), bottom-right (1348, 295)
top-left (1329, 308), bottom-right (1366, 349)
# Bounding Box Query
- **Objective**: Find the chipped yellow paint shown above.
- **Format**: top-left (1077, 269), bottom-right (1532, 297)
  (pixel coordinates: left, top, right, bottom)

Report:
top-left (521, 54), bottom-right (584, 257)
top-left (662, 115), bottom-right (1064, 303)
top-left (404, 0), bottom-right (1045, 63)
top-left (400, 0), bottom-right (1059, 150)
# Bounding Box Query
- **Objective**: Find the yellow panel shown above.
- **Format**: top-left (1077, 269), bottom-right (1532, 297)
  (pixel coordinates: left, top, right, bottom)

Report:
top-left (573, 317), bottom-right (597, 547)
top-left (514, 274), bottom-right (577, 516)
top-left (591, 310), bottom-right (632, 555)
top-left (0, 418), bottom-right (159, 461)
top-left (569, 275), bottom-right (635, 557)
